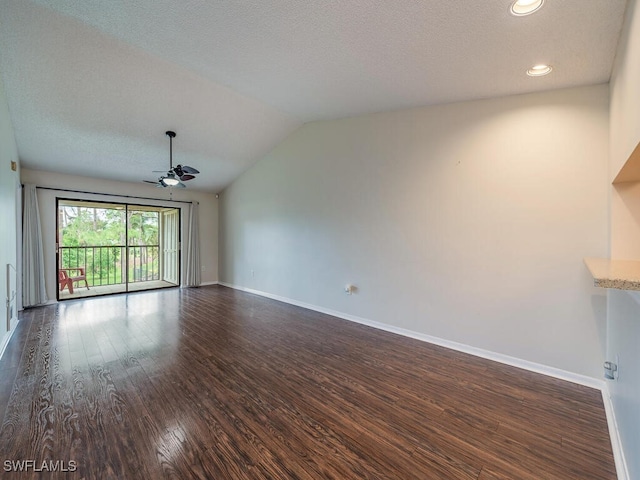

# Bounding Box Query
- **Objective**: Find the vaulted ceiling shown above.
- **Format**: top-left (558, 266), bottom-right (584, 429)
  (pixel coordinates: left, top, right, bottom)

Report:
top-left (0, 0), bottom-right (628, 192)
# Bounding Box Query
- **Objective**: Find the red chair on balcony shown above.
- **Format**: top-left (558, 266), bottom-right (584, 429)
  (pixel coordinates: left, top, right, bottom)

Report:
top-left (58, 268), bottom-right (90, 294)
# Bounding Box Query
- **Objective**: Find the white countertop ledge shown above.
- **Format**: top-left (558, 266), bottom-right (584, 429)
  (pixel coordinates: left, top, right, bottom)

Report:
top-left (584, 257), bottom-right (640, 291)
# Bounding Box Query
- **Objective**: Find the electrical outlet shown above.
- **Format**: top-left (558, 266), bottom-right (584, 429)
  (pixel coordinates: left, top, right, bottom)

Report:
top-left (201, 265), bottom-right (205, 271)
top-left (604, 357), bottom-right (620, 381)
top-left (251, 270), bottom-right (255, 278)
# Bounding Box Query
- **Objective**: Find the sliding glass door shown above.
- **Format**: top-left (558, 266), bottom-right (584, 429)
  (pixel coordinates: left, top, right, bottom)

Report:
top-left (161, 209), bottom-right (180, 285)
top-left (56, 199), bottom-right (180, 300)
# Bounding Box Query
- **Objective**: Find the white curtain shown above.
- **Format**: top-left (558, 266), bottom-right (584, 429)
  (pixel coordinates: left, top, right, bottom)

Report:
top-left (22, 184), bottom-right (48, 306)
top-left (184, 201), bottom-right (201, 287)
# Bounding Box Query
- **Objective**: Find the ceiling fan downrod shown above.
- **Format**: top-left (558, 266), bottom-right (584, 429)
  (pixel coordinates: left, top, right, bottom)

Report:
top-left (166, 130), bottom-right (176, 169)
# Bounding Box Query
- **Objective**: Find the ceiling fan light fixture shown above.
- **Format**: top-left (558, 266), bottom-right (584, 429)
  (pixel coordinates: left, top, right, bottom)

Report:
top-left (526, 64), bottom-right (553, 76)
top-left (144, 130), bottom-right (199, 188)
top-left (510, 0), bottom-right (544, 16)
top-left (163, 174), bottom-right (180, 186)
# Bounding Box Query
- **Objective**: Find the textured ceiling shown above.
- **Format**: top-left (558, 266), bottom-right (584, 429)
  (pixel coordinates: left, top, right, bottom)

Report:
top-left (0, 0), bottom-right (629, 192)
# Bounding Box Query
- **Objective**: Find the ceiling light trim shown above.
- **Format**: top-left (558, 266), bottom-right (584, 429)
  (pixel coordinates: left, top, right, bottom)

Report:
top-left (510, 0), bottom-right (545, 17)
top-left (526, 64), bottom-right (553, 76)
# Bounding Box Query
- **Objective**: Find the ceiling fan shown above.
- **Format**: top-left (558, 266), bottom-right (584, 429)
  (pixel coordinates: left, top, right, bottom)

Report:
top-left (144, 131), bottom-right (200, 188)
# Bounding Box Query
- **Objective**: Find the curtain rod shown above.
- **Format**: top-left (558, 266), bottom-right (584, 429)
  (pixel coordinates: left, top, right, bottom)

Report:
top-left (25, 185), bottom-right (196, 205)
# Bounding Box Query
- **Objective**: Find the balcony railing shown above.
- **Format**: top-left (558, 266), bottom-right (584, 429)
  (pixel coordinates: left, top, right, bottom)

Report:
top-left (59, 245), bottom-right (160, 287)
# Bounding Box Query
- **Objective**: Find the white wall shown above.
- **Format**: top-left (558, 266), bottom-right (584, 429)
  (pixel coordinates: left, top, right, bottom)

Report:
top-left (0, 72), bottom-right (20, 352)
top-left (608, 0), bottom-right (640, 477)
top-left (21, 168), bottom-right (219, 302)
top-left (220, 84), bottom-right (610, 378)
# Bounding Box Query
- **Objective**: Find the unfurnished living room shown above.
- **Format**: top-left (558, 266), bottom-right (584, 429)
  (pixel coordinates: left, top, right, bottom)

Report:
top-left (0, 0), bottom-right (639, 479)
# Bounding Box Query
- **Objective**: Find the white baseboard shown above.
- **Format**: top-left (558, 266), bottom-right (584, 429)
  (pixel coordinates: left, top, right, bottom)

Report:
top-left (219, 282), bottom-right (602, 388)
top-left (0, 320), bottom-right (19, 360)
top-left (219, 281), bottom-right (628, 479)
top-left (199, 281), bottom-right (219, 287)
top-left (602, 385), bottom-right (630, 480)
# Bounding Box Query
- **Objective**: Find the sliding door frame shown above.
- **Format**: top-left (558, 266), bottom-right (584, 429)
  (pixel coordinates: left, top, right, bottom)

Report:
top-left (56, 197), bottom-right (181, 301)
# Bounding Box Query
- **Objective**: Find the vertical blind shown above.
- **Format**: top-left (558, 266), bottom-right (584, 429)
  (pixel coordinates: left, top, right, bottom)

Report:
top-left (184, 202), bottom-right (201, 287)
top-left (22, 184), bottom-right (48, 307)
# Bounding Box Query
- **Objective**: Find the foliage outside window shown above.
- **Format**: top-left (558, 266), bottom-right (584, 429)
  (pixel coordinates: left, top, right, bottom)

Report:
top-left (59, 205), bottom-right (160, 285)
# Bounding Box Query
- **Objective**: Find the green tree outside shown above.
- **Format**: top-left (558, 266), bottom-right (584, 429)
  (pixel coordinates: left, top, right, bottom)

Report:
top-left (59, 205), bottom-right (160, 285)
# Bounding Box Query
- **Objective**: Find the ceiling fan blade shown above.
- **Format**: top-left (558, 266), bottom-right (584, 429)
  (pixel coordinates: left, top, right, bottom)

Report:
top-left (179, 174), bottom-right (195, 181)
top-left (180, 165), bottom-right (199, 174)
top-left (143, 180), bottom-right (158, 184)
top-left (174, 182), bottom-right (186, 188)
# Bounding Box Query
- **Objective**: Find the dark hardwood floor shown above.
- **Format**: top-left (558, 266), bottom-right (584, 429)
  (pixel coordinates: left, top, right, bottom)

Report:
top-left (0, 285), bottom-right (616, 479)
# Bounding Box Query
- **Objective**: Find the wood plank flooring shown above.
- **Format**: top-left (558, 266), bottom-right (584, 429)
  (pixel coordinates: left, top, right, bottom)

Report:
top-left (0, 285), bottom-right (617, 479)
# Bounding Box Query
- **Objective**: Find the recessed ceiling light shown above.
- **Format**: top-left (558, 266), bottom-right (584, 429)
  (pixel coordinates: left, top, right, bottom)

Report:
top-left (510, 0), bottom-right (545, 16)
top-left (526, 64), bottom-right (553, 76)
